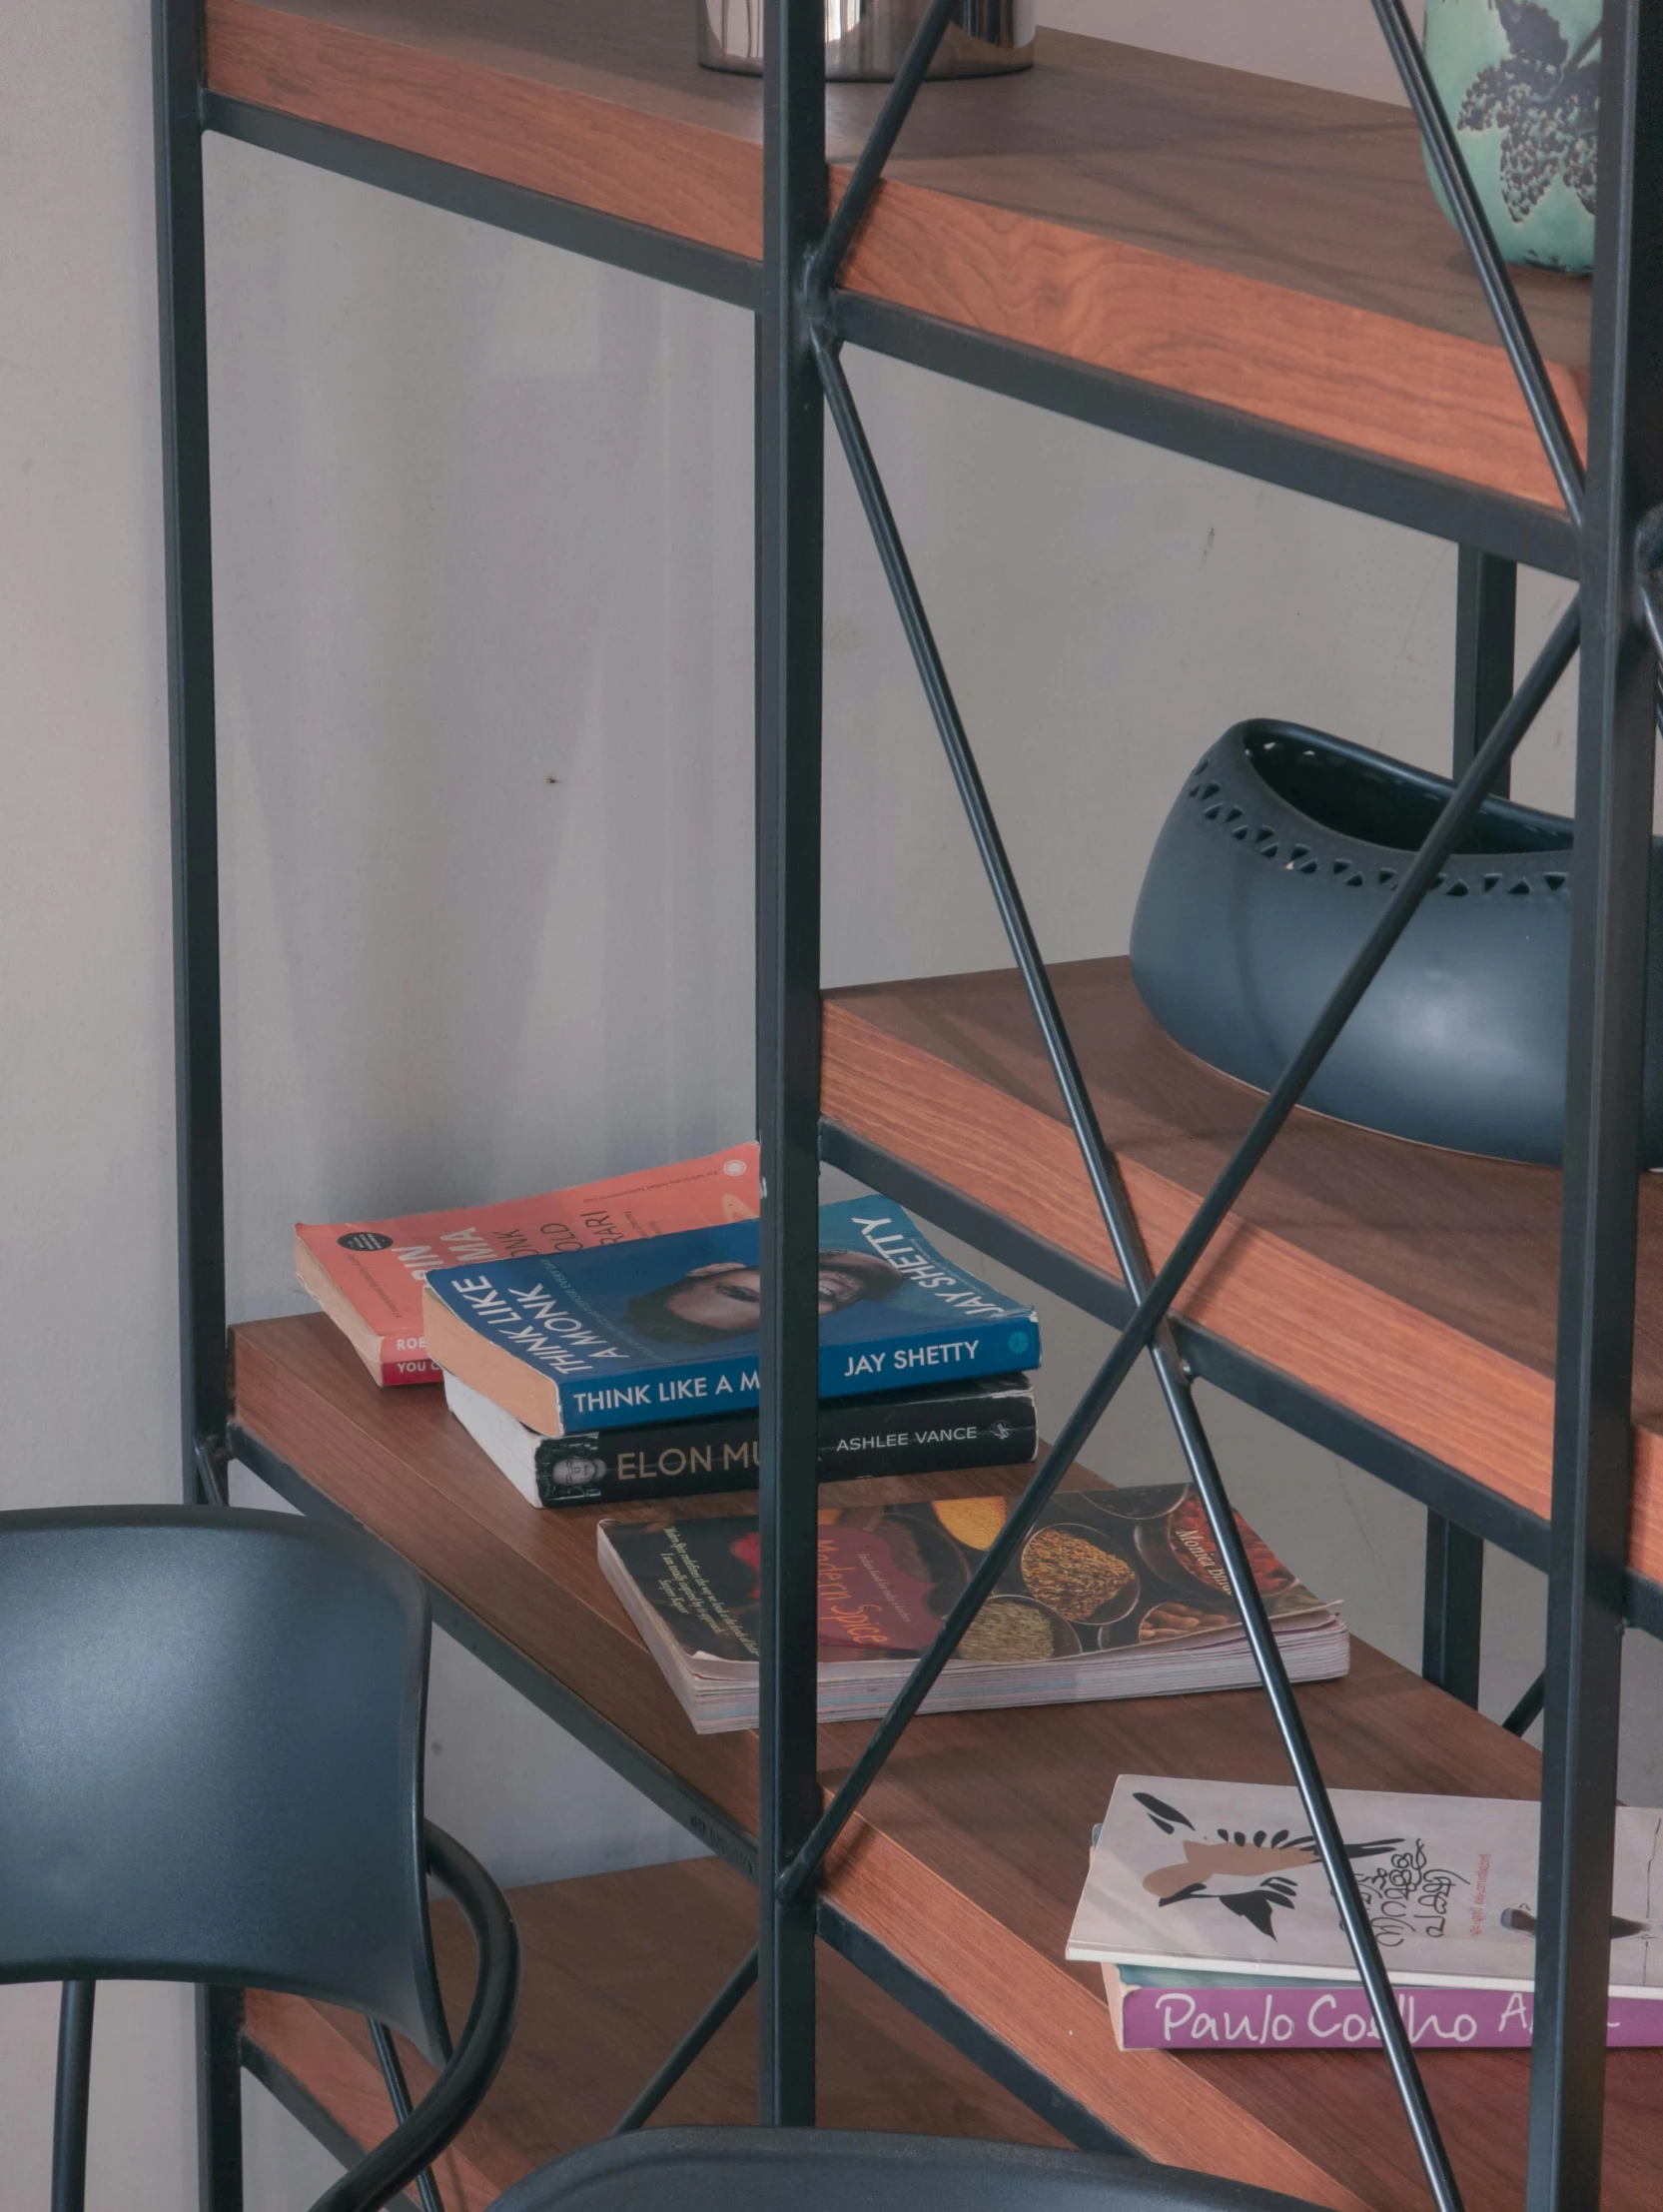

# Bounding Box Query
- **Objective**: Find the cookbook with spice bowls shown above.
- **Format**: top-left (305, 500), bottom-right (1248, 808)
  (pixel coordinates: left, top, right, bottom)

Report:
top-left (597, 1480), bottom-right (1345, 1733)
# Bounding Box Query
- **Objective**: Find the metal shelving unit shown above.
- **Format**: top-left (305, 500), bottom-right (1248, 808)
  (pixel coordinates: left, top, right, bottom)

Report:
top-left (153, 2), bottom-right (1663, 2207)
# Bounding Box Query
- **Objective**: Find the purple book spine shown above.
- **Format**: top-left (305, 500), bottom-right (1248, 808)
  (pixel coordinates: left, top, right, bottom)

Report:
top-left (1120, 1984), bottom-right (1663, 2051)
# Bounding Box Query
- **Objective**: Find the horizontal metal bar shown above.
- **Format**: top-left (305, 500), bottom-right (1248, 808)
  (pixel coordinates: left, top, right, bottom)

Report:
top-left (835, 294), bottom-right (1579, 577)
top-left (819, 1120), bottom-right (1663, 1644)
top-left (203, 96), bottom-right (1578, 573)
top-left (1189, 1335), bottom-right (1553, 1577)
top-left (201, 95), bottom-right (761, 312)
top-left (228, 1424), bottom-right (758, 1879)
top-left (816, 1906), bottom-right (1139, 2157)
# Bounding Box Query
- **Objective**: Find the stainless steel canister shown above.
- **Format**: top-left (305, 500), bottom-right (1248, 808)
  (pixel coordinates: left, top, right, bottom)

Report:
top-left (698, 1), bottom-right (1035, 80)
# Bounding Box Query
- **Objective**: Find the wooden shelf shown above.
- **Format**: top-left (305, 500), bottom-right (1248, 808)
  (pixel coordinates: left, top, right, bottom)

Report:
top-left (244, 1855), bottom-right (1062, 2209)
top-left (232, 1313), bottom-right (1663, 2210)
top-left (823, 959), bottom-right (1663, 1598)
top-left (206, 0), bottom-right (1587, 516)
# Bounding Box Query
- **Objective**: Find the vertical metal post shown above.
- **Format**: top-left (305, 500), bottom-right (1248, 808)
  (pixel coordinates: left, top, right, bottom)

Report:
top-left (755, 0), bottom-right (827, 2131)
top-left (1421, 1512), bottom-right (1484, 1706)
top-left (194, 1988), bottom-right (244, 2212)
top-left (155, 0), bottom-right (228, 1513)
top-left (155, 3), bottom-right (238, 2205)
top-left (1421, 547), bottom-right (1514, 1703)
top-left (1527, 4), bottom-right (1663, 2204)
top-left (1453, 546), bottom-right (1518, 789)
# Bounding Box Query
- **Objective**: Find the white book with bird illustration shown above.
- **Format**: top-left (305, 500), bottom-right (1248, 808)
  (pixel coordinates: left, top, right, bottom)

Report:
top-left (1067, 1775), bottom-right (1663, 1998)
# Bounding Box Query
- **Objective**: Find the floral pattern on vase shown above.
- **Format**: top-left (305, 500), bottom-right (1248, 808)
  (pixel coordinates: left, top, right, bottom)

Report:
top-left (1423, 0), bottom-right (1600, 273)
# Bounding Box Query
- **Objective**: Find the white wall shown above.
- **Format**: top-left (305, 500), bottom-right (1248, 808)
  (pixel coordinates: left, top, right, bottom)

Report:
top-left (2, 0), bottom-right (199, 2200)
top-left (0, 1), bottom-right (1647, 2205)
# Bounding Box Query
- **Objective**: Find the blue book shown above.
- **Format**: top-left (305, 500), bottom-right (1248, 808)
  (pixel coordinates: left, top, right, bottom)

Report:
top-left (420, 1195), bottom-right (1040, 1438)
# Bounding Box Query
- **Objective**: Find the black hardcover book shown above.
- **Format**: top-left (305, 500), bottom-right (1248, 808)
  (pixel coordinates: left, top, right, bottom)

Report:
top-left (442, 1369), bottom-right (1036, 1507)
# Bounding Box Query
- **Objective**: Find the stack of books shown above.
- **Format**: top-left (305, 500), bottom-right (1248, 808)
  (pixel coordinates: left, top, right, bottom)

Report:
top-left (295, 1150), bottom-right (1043, 1508)
top-left (597, 1485), bottom-right (1348, 1733)
top-left (294, 1152), bottom-right (1353, 1740)
top-left (295, 1144), bottom-right (763, 1388)
top-left (1066, 1774), bottom-right (1663, 2049)
top-left (420, 1191), bottom-right (1042, 1505)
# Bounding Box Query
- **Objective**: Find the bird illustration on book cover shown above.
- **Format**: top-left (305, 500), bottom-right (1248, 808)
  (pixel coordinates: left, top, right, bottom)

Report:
top-left (1129, 1787), bottom-right (1651, 1948)
top-left (1073, 1781), bottom-right (1663, 1991)
top-left (1133, 1789), bottom-right (1412, 1940)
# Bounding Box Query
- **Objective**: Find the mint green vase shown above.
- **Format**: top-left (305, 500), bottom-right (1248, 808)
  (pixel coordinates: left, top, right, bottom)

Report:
top-left (1423, 0), bottom-right (1599, 273)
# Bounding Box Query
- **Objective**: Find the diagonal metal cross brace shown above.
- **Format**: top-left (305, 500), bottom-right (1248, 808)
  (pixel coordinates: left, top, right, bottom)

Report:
top-left (807, 0), bottom-right (959, 306)
top-left (609, 1946), bottom-right (759, 2135)
top-left (810, 0), bottom-right (1590, 549)
top-left (809, 330), bottom-right (1467, 2208)
top-left (783, 593), bottom-right (1580, 1905)
top-left (369, 2026), bottom-right (444, 2212)
top-left (1368, 0), bottom-right (1586, 523)
top-left (775, 13), bottom-right (1577, 2196)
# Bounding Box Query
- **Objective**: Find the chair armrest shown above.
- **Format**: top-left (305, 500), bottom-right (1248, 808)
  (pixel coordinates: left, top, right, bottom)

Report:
top-left (309, 1823), bottom-right (521, 2212)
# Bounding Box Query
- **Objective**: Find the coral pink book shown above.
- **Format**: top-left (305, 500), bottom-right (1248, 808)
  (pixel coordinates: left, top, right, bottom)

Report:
top-left (295, 1144), bottom-right (760, 1387)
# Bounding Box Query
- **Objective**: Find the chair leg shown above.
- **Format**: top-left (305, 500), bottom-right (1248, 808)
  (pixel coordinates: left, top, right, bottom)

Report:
top-left (371, 2022), bottom-right (444, 2212)
top-left (51, 1980), bottom-right (96, 2212)
top-left (197, 1985), bottom-right (245, 2212)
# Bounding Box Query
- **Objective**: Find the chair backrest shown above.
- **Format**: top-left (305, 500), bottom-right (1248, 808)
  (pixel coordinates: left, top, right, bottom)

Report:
top-left (0, 1505), bottom-right (448, 2059)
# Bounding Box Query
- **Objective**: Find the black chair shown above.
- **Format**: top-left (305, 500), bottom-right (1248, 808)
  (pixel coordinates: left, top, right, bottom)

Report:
top-left (0, 1505), bottom-right (520, 2212)
top-left (487, 2128), bottom-right (1325, 2210)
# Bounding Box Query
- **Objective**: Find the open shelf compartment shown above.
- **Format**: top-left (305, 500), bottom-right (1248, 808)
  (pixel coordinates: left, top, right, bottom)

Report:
top-left (205, 0), bottom-right (1585, 542)
top-left (230, 1313), bottom-right (1663, 2210)
top-left (822, 959), bottom-right (1663, 1611)
top-left (242, 1855), bottom-right (1063, 2210)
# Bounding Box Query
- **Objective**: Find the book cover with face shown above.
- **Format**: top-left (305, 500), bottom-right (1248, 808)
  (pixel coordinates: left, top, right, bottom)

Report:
top-left (420, 1195), bottom-right (1042, 1432)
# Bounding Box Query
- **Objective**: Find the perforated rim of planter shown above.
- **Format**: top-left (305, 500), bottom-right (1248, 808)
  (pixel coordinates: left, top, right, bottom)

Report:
top-left (1181, 721), bottom-right (1574, 902)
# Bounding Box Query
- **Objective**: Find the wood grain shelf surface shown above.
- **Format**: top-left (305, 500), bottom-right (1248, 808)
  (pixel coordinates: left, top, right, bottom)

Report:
top-left (245, 1856), bottom-right (1061, 2209)
top-left (232, 1314), bottom-right (1663, 2209)
top-left (823, 960), bottom-right (1663, 1596)
top-left (206, 0), bottom-right (1588, 511)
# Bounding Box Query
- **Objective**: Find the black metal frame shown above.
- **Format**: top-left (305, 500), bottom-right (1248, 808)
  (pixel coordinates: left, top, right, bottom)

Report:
top-left (1419, 541), bottom-right (1517, 1708)
top-left (150, 0), bottom-right (1662, 2205)
top-left (1528, 8), bottom-right (1663, 2197)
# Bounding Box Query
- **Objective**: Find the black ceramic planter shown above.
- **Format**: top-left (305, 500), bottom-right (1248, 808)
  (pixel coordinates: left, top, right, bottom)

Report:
top-left (1129, 719), bottom-right (1663, 1167)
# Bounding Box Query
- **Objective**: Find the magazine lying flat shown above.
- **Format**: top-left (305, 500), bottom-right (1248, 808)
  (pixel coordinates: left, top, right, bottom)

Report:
top-left (596, 1482), bottom-right (1348, 1735)
top-left (1068, 1775), bottom-right (1663, 1999)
